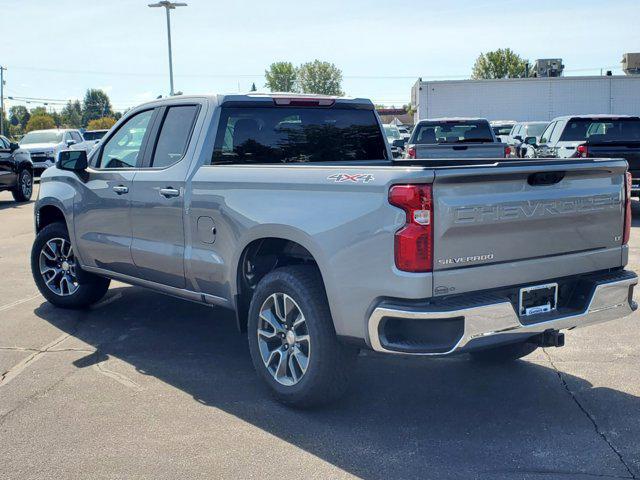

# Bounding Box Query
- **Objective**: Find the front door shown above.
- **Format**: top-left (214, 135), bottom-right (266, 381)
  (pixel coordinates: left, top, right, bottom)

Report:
top-left (0, 137), bottom-right (15, 189)
top-left (73, 109), bottom-right (156, 276)
top-left (129, 104), bottom-right (201, 289)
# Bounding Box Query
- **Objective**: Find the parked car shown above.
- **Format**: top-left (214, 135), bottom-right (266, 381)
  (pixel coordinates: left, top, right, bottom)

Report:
top-left (397, 125), bottom-right (411, 140)
top-left (507, 121), bottom-right (549, 157)
top-left (528, 115), bottom-right (640, 195)
top-left (490, 120), bottom-right (516, 143)
top-left (0, 135), bottom-right (33, 202)
top-left (81, 129), bottom-right (108, 142)
top-left (405, 118), bottom-right (510, 159)
top-left (19, 129), bottom-right (89, 174)
top-left (529, 116), bottom-right (640, 175)
top-left (383, 123), bottom-right (405, 158)
top-left (31, 94), bottom-right (637, 407)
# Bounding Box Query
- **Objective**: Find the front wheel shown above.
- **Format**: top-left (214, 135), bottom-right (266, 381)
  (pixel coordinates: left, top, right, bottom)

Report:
top-left (247, 265), bottom-right (356, 408)
top-left (469, 341), bottom-right (538, 363)
top-left (31, 222), bottom-right (110, 308)
top-left (12, 169), bottom-right (33, 202)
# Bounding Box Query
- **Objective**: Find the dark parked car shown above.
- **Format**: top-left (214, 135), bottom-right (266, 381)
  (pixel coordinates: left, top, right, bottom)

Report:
top-left (0, 135), bottom-right (33, 202)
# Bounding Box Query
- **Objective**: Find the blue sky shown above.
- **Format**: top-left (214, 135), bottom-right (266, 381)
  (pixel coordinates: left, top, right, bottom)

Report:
top-left (3, 0), bottom-right (639, 112)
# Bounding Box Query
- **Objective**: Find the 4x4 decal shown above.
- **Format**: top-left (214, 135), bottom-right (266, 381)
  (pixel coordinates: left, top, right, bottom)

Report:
top-left (327, 173), bottom-right (375, 183)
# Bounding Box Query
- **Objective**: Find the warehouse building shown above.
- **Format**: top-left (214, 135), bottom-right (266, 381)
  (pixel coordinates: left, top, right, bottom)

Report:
top-left (410, 75), bottom-right (640, 122)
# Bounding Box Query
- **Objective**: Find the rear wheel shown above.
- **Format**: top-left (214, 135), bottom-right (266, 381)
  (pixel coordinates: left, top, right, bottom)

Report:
top-left (469, 341), bottom-right (539, 363)
top-left (12, 169), bottom-right (33, 202)
top-left (247, 265), bottom-right (356, 408)
top-left (31, 222), bottom-right (110, 308)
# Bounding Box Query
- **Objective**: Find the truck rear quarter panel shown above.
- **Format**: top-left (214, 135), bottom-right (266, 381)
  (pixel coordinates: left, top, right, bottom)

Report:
top-left (187, 164), bottom-right (435, 340)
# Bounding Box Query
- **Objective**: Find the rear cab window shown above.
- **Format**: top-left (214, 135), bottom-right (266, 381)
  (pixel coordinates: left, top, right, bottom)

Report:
top-left (211, 105), bottom-right (387, 164)
top-left (411, 120), bottom-right (494, 144)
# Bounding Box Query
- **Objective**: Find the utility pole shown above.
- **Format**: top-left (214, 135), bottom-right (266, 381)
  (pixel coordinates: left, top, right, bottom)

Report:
top-left (0, 66), bottom-right (6, 136)
top-left (148, 1), bottom-right (187, 96)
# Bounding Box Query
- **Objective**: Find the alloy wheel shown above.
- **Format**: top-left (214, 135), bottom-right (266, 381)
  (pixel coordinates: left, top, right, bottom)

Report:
top-left (21, 171), bottom-right (32, 198)
top-left (39, 238), bottom-right (79, 296)
top-left (257, 292), bottom-right (310, 386)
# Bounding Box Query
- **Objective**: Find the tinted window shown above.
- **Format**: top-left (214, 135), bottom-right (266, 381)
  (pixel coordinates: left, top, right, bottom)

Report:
top-left (212, 106), bottom-right (387, 165)
top-left (83, 131), bottom-right (107, 141)
top-left (549, 121), bottom-right (564, 143)
top-left (413, 120), bottom-right (493, 144)
top-left (151, 105), bottom-right (199, 168)
top-left (492, 124), bottom-right (514, 136)
top-left (99, 110), bottom-right (154, 169)
top-left (560, 118), bottom-right (640, 142)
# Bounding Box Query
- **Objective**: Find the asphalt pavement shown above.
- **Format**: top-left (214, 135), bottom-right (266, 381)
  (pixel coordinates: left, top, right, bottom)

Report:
top-left (1, 185), bottom-right (639, 480)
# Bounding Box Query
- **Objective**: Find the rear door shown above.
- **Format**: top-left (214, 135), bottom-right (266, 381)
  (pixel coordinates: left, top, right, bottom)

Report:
top-left (128, 103), bottom-right (202, 288)
top-left (73, 109), bottom-right (156, 275)
top-left (431, 160), bottom-right (626, 295)
top-left (0, 136), bottom-right (16, 189)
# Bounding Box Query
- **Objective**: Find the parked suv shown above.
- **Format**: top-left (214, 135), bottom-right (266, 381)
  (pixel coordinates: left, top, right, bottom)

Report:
top-left (0, 135), bottom-right (33, 202)
top-left (19, 129), bottom-right (87, 174)
top-left (31, 94), bottom-right (637, 407)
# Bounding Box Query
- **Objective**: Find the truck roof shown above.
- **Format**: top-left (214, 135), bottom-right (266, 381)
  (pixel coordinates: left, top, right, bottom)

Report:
top-left (417, 117), bottom-right (490, 123)
top-left (552, 114), bottom-right (640, 121)
top-left (134, 93), bottom-right (374, 109)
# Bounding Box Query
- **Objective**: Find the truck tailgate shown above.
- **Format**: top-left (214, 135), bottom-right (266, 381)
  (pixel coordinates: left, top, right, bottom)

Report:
top-left (414, 143), bottom-right (505, 159)
top-left (431, 159), bottom-right (627, 295)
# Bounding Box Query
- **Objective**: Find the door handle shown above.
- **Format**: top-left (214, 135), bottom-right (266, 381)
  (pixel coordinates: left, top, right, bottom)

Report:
top-left (113, 185), bottom-right (129, 195)
top-left (159, 187), bottom-right (180, 198)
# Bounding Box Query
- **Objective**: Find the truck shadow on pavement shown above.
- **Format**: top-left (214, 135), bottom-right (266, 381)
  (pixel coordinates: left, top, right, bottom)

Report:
top-left (33, 286), bottom-right (640, 479)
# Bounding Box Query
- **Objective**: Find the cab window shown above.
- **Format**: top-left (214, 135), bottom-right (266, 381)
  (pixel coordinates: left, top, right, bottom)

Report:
top-left (98, 110), bottom-right (154, 169)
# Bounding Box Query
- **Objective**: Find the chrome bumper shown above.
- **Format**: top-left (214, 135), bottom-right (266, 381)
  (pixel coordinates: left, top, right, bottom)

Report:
top-left (368, 272), bottom-right (637, 355)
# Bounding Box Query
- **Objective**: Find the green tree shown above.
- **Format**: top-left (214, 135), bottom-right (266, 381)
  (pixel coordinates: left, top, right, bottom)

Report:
top-left (61, 100), bottom-right (83, 128)
top-left (82, 89), bottom-right (114, 126)
top-left (26, 114), bottom-right (56, 132)
top-left (87, 117), bottom-right (116, 130)
top-left (9, 106), bottom-right (30, 129)
top-left (250, 82), bottom-right (257, 92)
top-left (30, 106), bottom-right (48, 116)
top-left (264, 61), bottom-right (297, 92)
top-left (296, 60), bottom-right (344, 95)
top-left (471, 48), bottom-right (531, 79)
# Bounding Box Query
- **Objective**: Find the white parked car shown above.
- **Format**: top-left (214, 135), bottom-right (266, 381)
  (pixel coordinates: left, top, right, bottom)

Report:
top-left (19, 129), bottom-right (91, 173)
top-left (383, 124), bottom-right (405, 158)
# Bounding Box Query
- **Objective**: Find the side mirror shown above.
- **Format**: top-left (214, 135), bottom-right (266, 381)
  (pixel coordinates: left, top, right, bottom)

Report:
top-left (9, 142), bottom-right (19, 152)
top-left (66, 139), bottom-right (76, 147)
top-left (57, 150), bottom-right (88, 172)
top-left (524, 136), bottom-right (537, 146)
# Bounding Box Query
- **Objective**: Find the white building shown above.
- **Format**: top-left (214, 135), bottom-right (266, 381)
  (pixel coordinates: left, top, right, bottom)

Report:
top-left (411, 75), bottom-right (640, 122)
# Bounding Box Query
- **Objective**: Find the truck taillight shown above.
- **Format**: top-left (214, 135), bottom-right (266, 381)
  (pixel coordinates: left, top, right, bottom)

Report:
top-left (389, 184), bottom-right (433, 272)
top-left (504, 146), bottom-right (511, 157)
top-left (624, 171), bottom-right (632, 245)
top-left (577, 144), bottom-right (588, 158)
top-left (407, 146), bottom-right (416, 159)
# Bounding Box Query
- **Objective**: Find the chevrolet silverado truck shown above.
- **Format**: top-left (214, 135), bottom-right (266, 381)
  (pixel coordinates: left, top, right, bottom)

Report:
top-left (31, 94), bottom-right (637, 407)
top-left (404, 118), bottom-right (510, 159)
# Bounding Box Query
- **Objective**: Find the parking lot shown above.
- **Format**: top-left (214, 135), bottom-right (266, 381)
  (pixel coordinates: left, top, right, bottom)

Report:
top-left (0, 185), bottom-right (639, 480)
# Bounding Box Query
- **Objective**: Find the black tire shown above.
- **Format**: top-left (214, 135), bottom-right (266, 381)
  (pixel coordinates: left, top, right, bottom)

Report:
top-left (12, 169), bottom-right (33, 202)
top-left (31, 222), bottom-right (110, 308)
top-left (247, 265), bottom-right (356, 408)
top-left (469, 341), bottom-right (539, 363)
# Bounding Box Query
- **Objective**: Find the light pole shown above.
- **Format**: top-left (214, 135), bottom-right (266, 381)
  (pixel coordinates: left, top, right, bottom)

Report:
top-left (148, 1), bottom-right (187, 96)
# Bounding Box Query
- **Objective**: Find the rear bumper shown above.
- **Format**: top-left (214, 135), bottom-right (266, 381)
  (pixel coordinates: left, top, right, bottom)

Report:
top-left (367, 270), bottom-right (637, 355)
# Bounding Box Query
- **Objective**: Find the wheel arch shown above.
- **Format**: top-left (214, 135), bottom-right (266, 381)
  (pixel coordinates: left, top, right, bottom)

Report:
top-left (233, 232), bottom-right (329, 333)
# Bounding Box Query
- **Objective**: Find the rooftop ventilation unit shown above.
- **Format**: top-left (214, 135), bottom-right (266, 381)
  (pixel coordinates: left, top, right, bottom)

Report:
top-left (622, 53), bottom-right (640, 75)
top-left (532, 58), bottom-right (564, 78)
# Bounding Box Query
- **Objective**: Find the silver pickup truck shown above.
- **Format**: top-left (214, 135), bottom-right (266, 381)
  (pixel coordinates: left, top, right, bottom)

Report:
top-left (31, 94), bottom-right (637, 407)
top-left (405, 118), bottom-right (510, 159)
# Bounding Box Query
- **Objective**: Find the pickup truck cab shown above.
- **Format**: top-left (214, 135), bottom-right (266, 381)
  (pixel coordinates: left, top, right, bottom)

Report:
top-left (32, 94), bottom-right (637, 407)
top-left (405, 118), bottom-right (510, 159)
top-left (0, 135), bottom-right (33, 202)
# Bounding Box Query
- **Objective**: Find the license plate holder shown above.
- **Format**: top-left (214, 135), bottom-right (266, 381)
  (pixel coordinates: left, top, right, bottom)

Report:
top-left (519, 283), bottom-right (558, 316)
